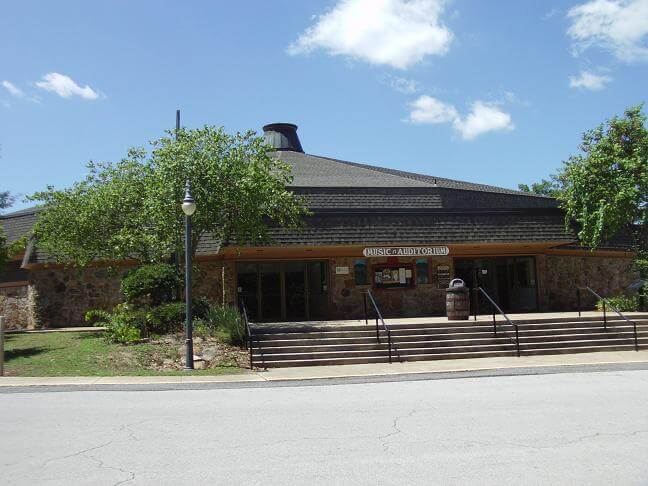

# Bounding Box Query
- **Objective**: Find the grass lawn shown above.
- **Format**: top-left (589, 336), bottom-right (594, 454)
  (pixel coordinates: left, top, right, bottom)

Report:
top-left (2, 331), bottom-right (246, 377)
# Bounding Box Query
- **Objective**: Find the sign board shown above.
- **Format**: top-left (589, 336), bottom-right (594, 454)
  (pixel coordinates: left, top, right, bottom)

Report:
top-left (363, 246), bottom-right (449, 258)
top-left (437, 264), bottom-right (451, 289)
top-left (335, 266), bottom-right (349, 275)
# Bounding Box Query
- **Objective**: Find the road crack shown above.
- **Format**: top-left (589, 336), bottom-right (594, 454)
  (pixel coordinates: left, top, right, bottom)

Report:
top-left (378, 409), bottom-right (417, 451)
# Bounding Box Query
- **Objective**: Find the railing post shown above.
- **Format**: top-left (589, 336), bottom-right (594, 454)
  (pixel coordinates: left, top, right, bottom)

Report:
top-left (492, 310), bottom-right (497, 335)
top-left (375, 317), bottom-right (380, 343)
top-left (363, 292), bottom-right (368, 326)
top-left (475, 288), bottom-right (480, 321)
top-left (248, 334), bottom-right (254, 370)
top-left (0, 316), bottom-right (4, 377)
top-left (577, 287), bottom-right (581, 317)
top-left (387, 330), bottom-right (392, 364)
top-left (603, 301), bottom-right (607, 330)
top-left (515, 325), bottom-right (520, 357)
top-left (633, 321), bottom-right (639, 351)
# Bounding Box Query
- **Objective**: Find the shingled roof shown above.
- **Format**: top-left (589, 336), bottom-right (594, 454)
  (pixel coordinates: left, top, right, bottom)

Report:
top-left (275, 150), bottom-right (550, 197)
top-left (1, 147), bottom-right (574, 265)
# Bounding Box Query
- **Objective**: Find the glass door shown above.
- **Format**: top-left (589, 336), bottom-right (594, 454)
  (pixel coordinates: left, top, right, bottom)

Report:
top-left (259, 263), bottom-right (282, 321)
top-left (285, 262), bottom-right (307, 321)
top-left (307, 261), bottom-right (329, 320)
top-left (236, 261), bottom-right (330, 322)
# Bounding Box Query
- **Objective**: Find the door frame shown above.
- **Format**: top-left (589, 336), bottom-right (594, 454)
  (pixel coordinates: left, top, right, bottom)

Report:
top-left (235, 260), bottom-right (331, 321)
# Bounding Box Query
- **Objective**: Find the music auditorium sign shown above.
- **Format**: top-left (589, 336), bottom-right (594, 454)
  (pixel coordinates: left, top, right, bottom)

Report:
top-left (362, 246), bottom-right (450, 257)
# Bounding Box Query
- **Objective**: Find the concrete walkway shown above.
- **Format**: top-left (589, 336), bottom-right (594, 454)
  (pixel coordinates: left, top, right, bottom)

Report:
top-left (2, 349), bottom-right (648, 387)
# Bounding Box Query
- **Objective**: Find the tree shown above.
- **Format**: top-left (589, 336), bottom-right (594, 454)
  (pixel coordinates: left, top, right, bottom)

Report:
top-left (558, 105), bottom-right (647, 274)
top-left (0, 191), bottom-right (14, 212)
top-left (517, 178), bottom-right (561, 197)
top-left (29, 126), bottom-right (309, 266)
top-left (0, 190), bottom-right (14, 271)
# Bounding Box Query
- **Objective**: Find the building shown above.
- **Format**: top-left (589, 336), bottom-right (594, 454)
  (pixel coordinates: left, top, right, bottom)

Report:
top-left (0, 123), bottom-right (637, 328)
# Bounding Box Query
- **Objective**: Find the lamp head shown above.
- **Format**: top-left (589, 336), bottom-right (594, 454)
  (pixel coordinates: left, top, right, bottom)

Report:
top-left (181, 180), bottom-right (196, 216)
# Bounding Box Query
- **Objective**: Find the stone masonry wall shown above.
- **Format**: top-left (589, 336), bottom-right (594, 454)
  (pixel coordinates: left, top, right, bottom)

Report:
top-left (193, 260), bottom-right (237, 308)
top-left (329, 256), bottom-right (453, 319)
top-left (25, 260), bottom-right (237, 328)
top-left (0, 284), bottom-right (37, 330)
top-left (29, 266), bottom-right (131, 327)
top-left (536, 254), bottom-right (637, 311)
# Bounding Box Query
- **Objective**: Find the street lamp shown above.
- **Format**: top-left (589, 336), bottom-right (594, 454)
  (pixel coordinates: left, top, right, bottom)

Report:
top-left (182, 180), bottom-right (196, 371)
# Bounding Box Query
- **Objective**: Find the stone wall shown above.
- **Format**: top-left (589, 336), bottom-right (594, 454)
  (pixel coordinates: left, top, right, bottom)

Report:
top-left (536, 254), bottom-right (637, 311)
top-left (0, 284), bottom-right (37, 330)
top-left (328, 256), bottom-right (453, 319)
top-left (29, 266), bottom-right (130, 327)
top-left (24, 260), bottom-right (237, 328)
top-left (193, 260), bottom-right (237, 307)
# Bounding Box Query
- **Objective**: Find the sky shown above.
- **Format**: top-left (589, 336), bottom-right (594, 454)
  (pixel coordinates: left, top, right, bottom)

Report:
top-left (2, 0), bottom-right (648, 211)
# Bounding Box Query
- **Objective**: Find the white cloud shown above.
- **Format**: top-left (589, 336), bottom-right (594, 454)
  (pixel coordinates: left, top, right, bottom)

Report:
top-left (288, 0), bottom-right (453, 69)
top-left (569, 70), bottom-right (612, 90)
top-left (389, 76), bottom-right (419, 93)
top-left (407, 96), bottom-right (514, 140)
top-left (457, 101), bottom-right (514, 140)
top-left (408, 95), bottom-right (458, 123)
top-left (2, 80), bottom-right (23, 98)
top-left (35, 72), bottom-right (99, 100)
top-left (567, 0), bottom-right (648, 62)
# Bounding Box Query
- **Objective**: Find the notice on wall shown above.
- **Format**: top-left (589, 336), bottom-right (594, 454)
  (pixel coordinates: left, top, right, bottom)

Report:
top-left (363, 246), bottom-right (449, 257)
top-left (335, 266), bottom-right (349, 275)
top-left (437, 264), bottom-right (451, 289)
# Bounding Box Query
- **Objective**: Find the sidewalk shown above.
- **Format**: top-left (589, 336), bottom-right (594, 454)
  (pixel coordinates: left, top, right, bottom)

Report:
top-left (2, 350), bottom-right (648, 387)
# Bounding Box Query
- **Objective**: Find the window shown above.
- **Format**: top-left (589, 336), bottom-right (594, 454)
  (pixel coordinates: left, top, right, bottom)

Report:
top-left (354, 259), bottom-right (368, 285)
top-left (415, 259), bottom-right (429, 284)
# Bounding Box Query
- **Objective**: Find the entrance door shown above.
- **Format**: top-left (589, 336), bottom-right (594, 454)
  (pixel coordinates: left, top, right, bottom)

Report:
top-left (259, 263), bottom-right (282, 321)
top-left (285, 262), bottom-right (307, 321)
top-left (454, 257), bottom-right (538, 313)
top-left (307, 261), bottom-right (329, 320)
top-left (236, 261), bottom-right (329, 321)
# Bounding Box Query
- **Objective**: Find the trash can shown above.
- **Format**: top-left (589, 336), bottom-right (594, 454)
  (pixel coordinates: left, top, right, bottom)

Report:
top-left (446, 278), bottom-right (470, 320)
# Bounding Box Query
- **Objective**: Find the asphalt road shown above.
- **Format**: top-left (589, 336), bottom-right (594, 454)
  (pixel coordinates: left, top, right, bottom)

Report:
top-left (2, 369), bottom-right (648, 485)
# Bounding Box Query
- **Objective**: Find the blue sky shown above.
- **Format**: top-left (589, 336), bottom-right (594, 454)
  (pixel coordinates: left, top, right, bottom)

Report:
top-left (2, 0), bottom-right (647, 211)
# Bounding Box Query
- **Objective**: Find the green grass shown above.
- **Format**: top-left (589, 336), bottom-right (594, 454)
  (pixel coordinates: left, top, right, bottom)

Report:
top-left (2, 332), bottom-right (245, 377)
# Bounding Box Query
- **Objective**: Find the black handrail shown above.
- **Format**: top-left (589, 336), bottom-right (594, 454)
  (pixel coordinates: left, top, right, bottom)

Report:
top-left (240, 299), bottom-right (265, 369)
top-left (473, 287), bottom-right (521, 357)
top-left (364, 290), bottom-right (398, 364)
top-left (577, 286), bottom-right (639, 351)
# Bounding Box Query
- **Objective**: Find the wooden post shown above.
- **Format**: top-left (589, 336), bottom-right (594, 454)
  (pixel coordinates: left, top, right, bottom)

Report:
top-left (0, 316), bottom-right (4, 377)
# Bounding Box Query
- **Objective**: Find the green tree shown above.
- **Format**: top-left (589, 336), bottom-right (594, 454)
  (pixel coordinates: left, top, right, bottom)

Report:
top-left (0, 190), bottom-right (14, 271)
top-left (558, 105), bottom-right (647, 274)
top-left (0, 191), bottom-right (14, 212)
top-left (30, 126), bottom-right (309, 266)
top-left (517, 178), bottom-right (561, 197)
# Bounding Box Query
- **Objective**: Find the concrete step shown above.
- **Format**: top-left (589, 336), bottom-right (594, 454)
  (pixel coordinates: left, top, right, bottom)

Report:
top-left (252, 315), bottom-right (648, 333)
top-left (250, 316), bottom-right (648, 368)
top-left (252, 319), bottom-right (648, 340)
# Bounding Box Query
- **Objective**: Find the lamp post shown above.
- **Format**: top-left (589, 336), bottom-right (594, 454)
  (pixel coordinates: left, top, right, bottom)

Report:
top-left (182, 180), bottom-right (197, 371)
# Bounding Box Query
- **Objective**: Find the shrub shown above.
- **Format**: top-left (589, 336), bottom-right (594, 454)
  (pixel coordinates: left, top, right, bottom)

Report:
top-left (145, 302), bottom-right (185, 335)
top-left (121, 263), bottom-right (180, 306)
top-left (203, 305), bottom-right (246, 346)
top-left (86, 306), bottom-right (143, 344)
top-left (596, 295), bottom-right (639, 312)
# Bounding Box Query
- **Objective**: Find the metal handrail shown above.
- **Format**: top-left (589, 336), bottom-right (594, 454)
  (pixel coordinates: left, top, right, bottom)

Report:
top-left (473, 287), bottom-right (521, 357)
top-left (240, 299), bottom-right (265, 369)
top-left (364, 289), bottom-right (398, 364)
top-left (577, 286), bottom-right (639, 351)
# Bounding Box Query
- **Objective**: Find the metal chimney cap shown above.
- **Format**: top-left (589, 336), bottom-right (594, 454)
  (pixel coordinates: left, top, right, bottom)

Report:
top-left (262, 123), bottom-right (304, 153)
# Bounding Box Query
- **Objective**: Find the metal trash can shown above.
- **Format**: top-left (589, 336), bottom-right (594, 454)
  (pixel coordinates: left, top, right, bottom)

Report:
top-left (446, 278), bottom-right (470, 320)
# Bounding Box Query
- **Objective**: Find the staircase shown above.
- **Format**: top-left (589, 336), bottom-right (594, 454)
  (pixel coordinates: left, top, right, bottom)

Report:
top-left (249, 314), bottom-right (648, 368)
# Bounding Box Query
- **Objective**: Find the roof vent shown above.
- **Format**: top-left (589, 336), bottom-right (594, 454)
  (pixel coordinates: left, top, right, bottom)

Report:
top-left (263, 123), bottom-right (304, 153)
